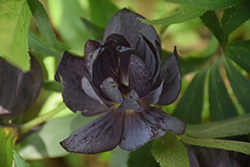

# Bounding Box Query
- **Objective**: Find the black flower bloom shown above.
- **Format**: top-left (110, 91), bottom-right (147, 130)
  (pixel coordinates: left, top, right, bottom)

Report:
top-left (55, 8), bottom-right (185, 154)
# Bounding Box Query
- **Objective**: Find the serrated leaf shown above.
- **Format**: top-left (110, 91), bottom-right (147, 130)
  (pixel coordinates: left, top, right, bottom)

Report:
top-left (88, 0), bottom-right (119, 27)
top-left (225, 40), bottom-right (250, 73)
top-left (28, 30), bottom-right (62, 58)
top-left (185, 112), bottom-right (250, 139)
top-left (27, 0), bottom-right (62, 54)
top-left (81, 17), bottom-right (105, 40)
top-left (209, 59), bottom-right (238, 121)
top-left (141, 6), bottom-right (207, 25)
top-left (42, 81), bottom-right (63, 92)
top-left (127, 141), bottom-right (160, 167)
top-left (163, 0), bottom-right (244, 10)
top-left (18, 112), bottom-right (97, 160)
top-left (152, 132), bottom-right (189, 167)
top-left (0, 0), bottom-right (31, 72)
top-left (13, 150), bottom-right (29, 167)
top-left (0, 128), bottom-right (14, 167)
top-left (200, 11), bottom-right (226, 45)
top-left (223, 57), bottom-right (250, 113)
top-left (180, 134), bottom-right (250, 155)
top-left (173, 66), bottom-right (209, 124)
top-left (222, 0), bottom-right (250, 38)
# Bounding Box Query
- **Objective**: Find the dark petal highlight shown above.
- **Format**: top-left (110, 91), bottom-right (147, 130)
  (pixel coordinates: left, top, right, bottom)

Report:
top-left (141, 80), bottom-right (163, 104)
top-left (100, 77), bottom-right (124, 103)
top-left (55, 52), bottom-right (107, 115)
top-left (157, 47), bottom-right (182, 105)
top-left (103, 8), bottom-right (161, 49)
top-left (84, 40), bottom-right (101, 73)
top-left (60, 109), bottom-right (124, 154)
top-left (104, 33), bottom-right (130, 53)
top-left (129, 55), bottom-right (152, 97)
top-left (117, 90), bottom-right (143, 112)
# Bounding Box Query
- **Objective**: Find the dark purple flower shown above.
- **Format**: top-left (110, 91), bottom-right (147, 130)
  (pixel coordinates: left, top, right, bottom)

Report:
top-left (0, 54), bottom-right (42, 122)
top-left (55, 8), bottom-right (185, 154)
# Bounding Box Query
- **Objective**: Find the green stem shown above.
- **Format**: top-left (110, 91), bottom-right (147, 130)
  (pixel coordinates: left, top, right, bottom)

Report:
top-left (20, 103), bottom-right (66, 134)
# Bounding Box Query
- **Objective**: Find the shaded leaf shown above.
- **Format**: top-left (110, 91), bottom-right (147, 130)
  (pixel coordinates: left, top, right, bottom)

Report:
top-left (141, 6), bottom-right (207, 25)
top-left (173, 66), bottom-right (209, 124)
top-left (127, 141), bottom-right (160, 167)
top-left (43, 81), bottom-right (63, 92)
top-left (27, 0), bottom-right (62, 53)
top-left (163, 0), bottom-right (244, 10)
top-left (222, 0), bottom-right (250, 38)
top-left (110, 147), bottom-right (129, 167)
top-left (13, 150), bottom-right (29, 167)
top-left (152, 132), bottom-right (189, 167)
top-left (225, 40), bottom-right (250, 73)
top-left (209, 59), bottom-right (238, 121)
top-left (180, 134), bottom-right (250, 155)
top-left (0, 0), bottom-right (31, 71)
top-left (223, 57), bottom-right (250, 113)
top-left (81, 17), bottom-right (105, 40)
top-left (185, 112), bottom-right (250, 139)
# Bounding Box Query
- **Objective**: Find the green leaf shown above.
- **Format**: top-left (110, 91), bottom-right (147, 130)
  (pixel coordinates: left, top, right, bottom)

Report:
top-left (223, 57), bottom-right (250, 113)
top-left (27, 0), bottom-right (62, 53)
top-left (0, 128), bottom-right (14, 167)
top-left (48, 0), bottom-right (92, 55)
top-left (200, 11), bottom-right (226, 45)
top-left (225, 40), bottom-right (250, 73)
top-left (81, 17), bottom-right (105, 40)
top-left (173, 66), bottom-right (209, 124)
top-left (43, 81), bottom-right (63, 92)
top-left (185, 112), bottom-right (250, 139)
top-left (141, 6), bottom-right (207, 25)
top-left (152, 132), bottom-right (189, 167)
top-left (180, 134), bottom-right (250, 155)
top-left (0, 0), bottom-right (31, 72)
top-left (209, 59), bottom-right (238, 121)
top-left (13, 150), bottom-right (29, 167)
top-left (163, 0), bottom-right (244, 10)
top-left (88, 0), bottom-right (119, 27)
top-left (110, 147), bottom-right (129, 167)
top-left (127, 141), bottom-right (160, 167)
top-left (28, 30), bottom-right (62, 58)
top-left (18, 113), bottom-right (97, 159)
top-left (222, 0), bottom-right (250, 38)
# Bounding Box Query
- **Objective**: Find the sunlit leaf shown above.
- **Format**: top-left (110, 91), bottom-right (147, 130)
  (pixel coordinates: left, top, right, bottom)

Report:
top-left (185, 112), bottom-right (250, 139)
top-left (141, 6), bottom-right (207, 25)
top-left (223, 57), bottom-right (250, 113)
top-left (0, 128), bottom-right (14, 167)
top-left (0, 0), bottom-right (31, 71)
top-left (152, 132), bottom-right (189, 167)
top-left (163, 0), bottom-right (244, 10)
top-left (13, 150), bottom-right (29, 167)
top-left (180, 135), bottom-right (250, 155)
top-left (27, 0), bottom-right (62, 53)
top-left (81, 17), bottom-right (105, 40)
top-left (222, 0), bottom-right (250, 39)
top-left (128, 141), bottom-right (160, 167)
top-left (209, 59), bottom-right (238, 121)
top-left (173, 66), bottom-right (209, 124)
top-left (225, 40), bottom-right (250, 73)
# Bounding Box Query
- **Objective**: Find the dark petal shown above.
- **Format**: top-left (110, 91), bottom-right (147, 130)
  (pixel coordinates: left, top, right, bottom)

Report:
top-left (84, 40), bottom-right (101, 73)
top-left (129, 55), bottom-right (152, 97)
top-left (103, 8), bottom-right (161, 50)
top-left (60, 109), bottom-right (124, 154)
top-left (119, 106), bottom-right (176, 151)
top-left (100, 77), bottom-right (124, 103)
top-left (104, 33), bottom-right (130, 53)
top-left (157, 47), bottom-right (182, 105)
top-left (141, 80), bottom-right (163, 104)
top-left (116, 49), bottom-right (144, 85)
top-left (55, 52), bottom-right (108, 115)
top-left (117, 90), bottom-right (143, 112)
top-left (0, 54), bottom-right (42, 121)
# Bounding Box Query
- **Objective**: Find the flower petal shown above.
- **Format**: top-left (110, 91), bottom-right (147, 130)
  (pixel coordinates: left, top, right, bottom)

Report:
top-left (117, 90), bottom-right (143, 112)
top-left (129, 55), bottom-right (152, 97)
top-left (60, 109), bottom-right (124, 154)
top-left (55, 52), bottom-right (108, 116)
top-left (84, 40), bottom-right (101, 73)
top-left (100, 77), bottom-right (124, 103)
top-left (141, 80), bottom-right (163, 104)
top-left (157, 47), bottom-right (182, 105)
top-left (103, 8), bottom-right (161, 50)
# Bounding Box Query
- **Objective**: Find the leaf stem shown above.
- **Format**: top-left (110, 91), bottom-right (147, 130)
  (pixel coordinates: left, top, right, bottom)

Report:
top-left (20, 103), bottom-right (66, 134)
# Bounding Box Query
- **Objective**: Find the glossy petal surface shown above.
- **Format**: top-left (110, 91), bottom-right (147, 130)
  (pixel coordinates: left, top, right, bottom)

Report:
top-left (141, 80), bottom-right (163, 104)
top-left (60, 109), bottom-right (124, 154)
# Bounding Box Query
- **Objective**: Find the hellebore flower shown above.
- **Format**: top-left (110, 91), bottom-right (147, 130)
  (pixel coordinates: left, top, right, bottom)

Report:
top-left (0, 54), bottom-right (43, 122)
top-left (55, 8), bottom-right (186, 154)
